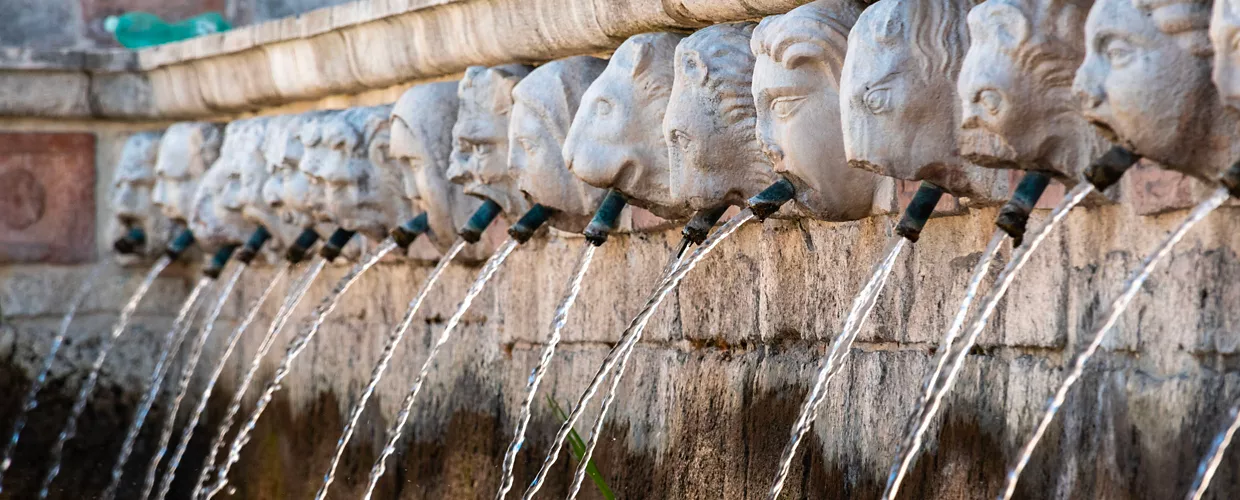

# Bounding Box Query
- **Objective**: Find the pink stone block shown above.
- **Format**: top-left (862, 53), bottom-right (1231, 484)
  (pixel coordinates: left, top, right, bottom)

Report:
top-left (0, 133), bottom-right (96, 264)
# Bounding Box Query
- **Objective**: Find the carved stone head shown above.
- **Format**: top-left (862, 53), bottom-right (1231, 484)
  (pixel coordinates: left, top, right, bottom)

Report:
top-left (110, 131), bottom-right (174, 263)
top-left (1075, 0), bottom-right (1235, 182)
top-left (296, 110), bottom-right (341, 225)
top-left (841, 0), bottom-right (1001, 200)
top-left (958, 0), bottom-right (1110, 181)
top-left (751, 0), bottom-right (880, 221)
top-left (392, 81), bottom-right (493, 259)
top-left (447, 64), bottom-right (535, 219)
top-left (510, 56), bottom-right (610, 232)
top-left (190, 117), bottom-right (267, 251)
top-left (665, 22), bottom-right (778, 211)
top-left (1213, 0), bottom-right (1240, 111)
top-left (153, 122), bottom-right (223, 224)
top-left (564, 32), bottom-right (692, 220)
top-left (233, 113), bottom-right (310, 261)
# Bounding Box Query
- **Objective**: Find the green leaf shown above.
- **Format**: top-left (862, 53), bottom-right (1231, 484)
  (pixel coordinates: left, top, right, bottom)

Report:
top-left (546, 396), bottom-right (615, 500)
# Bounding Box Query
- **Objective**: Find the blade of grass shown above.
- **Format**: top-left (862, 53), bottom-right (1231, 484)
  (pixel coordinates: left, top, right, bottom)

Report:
top-left (547, 395), bottom-right (615, 500)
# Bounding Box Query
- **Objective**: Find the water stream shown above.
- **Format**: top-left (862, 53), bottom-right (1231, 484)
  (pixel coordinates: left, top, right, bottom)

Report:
top-left (0, 262), bottom-right (105, 492)
top-left (361, 238), bottom-right (520, 500)
top-left (998, 186), bottom-right (1231, 500)
top-left (203, 240), bottom-right (398, 499)
top-left (495, 242), bottom-right (597, 500)
top-left (314, 239), bottom-right (467, 500)
top-left (190, 258), bottom-right (325, 499)
top-left (880, 229), bottom-right (1006, 499)
top-left (37, 255), bottom-right (172, 499)
top-left (137, 263), bottom-right (249, 500)
top-left (526, 210), bottom-right (754, 500)
top-left (101, 276), bottom-right (213, 500)
top-left (766, 234), bottom-right (908, 500)
top-left (1187, 402), bottom-right (1240, 500)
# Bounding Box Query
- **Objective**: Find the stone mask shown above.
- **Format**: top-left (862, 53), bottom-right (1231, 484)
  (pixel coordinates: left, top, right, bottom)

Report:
top-left (1214, 0), bottom-right (1240, 112)
top-left (841, 0), bottom-right (1003, 201)
top-left (958, 0), bottom-right (1111, 182)
top-left (153, 121), bottom-right (223, 224)
top-left (1075, 0), bottom-right (1236, 182)
top-left (238, 114), bottom-right (311, 261)
top-left (564, 32), bottom-right (693, 220)
top-left (191, 117), bottom-right (267, 251)
top-left (510, 56), bottom-right (611, 233)
top-left (665, 22), bottom-right (778, 211)
top-left (751, 0), bottom-right (880, 221)
top-left (446, 64), bottom-right (535, 220)
top-left (109, 131), bottom-right (174, 264)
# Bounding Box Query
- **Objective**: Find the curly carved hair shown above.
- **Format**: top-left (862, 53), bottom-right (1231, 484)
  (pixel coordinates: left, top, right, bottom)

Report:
top-left (751, 0), bottom-right (863, 89)
top-left (864, 0), bottom-right (972, 79)
top-left (1133, 0), bottom-right (1213, 56)
top-left (676, 22), bottom-right (758, 127)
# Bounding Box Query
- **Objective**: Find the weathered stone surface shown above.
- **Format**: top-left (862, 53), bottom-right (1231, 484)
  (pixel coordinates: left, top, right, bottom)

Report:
top-left (0, 133), bottom-right (97, 264)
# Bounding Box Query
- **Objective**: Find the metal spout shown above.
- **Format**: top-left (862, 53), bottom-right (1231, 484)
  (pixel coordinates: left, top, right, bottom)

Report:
top-left (682, 205), bottom-right (730, 245)
top-left (284, 228), bottom-right (321, 264)
top-left (995, 171), bottom-right (1053, 246)
top-left (748, 177), bottom-right (796, 222)
top-left (583, 189), bottom-right (628, 246)
top-left (234, 226), bottom-right (272, 265)
top-left (203, 245), bottom-right (239, 279)
top-left (390, 213), bottom-right (431, 249)
top-left (112, 227), bottom-right (146, 255)
top-left (1221, 160), bottom-right (1240, 199)
top-left (895, 182), bottom-right (945, 243)
top-left (319, 229), bottom-right (357, 261)
top-left (459, 199), bottom-right (503, 244)
top-left (508, 204), bottom-right (554, 244)
top-left (1084, 146), bottom-right (1141, 193)
top-left (165, 228), bottom-right (196, 260)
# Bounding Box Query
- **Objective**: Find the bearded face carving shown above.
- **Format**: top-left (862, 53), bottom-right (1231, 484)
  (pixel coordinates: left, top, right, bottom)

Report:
top-left (110, 131), bottom-right (174, 264)
top-left (664, 22), bottom-right (778, 211)
top-left (564, 32), bottom-right (693, 220)
top-left (509, 56), bottom-right (611, 233)
top-left (153, 122), bottom-right (223, 224)
top-left (190, 117), bottom-right (266, 251)
top-left (841, 0), bottom-right (1004, 203)
top-left (446, 64), bottom-right (535, 220)
top-left (751, 0), bottom-right (880, 221)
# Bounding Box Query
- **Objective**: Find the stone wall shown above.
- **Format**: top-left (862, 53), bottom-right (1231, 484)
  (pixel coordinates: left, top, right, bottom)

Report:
top-left (2, 196), bottom-right (1239, 499)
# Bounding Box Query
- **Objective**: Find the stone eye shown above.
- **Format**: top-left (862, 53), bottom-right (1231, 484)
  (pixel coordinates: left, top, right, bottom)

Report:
top-left (863, 88), bottom-right (891, 114)
top-left (1101, 37), bottom-right (1135, 68)
top-left (596, 98), bottom-right (613, 116)
top-left (977, 89), bottom-right (1003, 116)
top-left (771, 96), bottom-right (806, 119)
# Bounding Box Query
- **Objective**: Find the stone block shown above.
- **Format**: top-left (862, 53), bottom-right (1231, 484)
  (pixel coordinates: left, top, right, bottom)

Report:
top-left (0, 133), bottom-right (96, 264)
top-left (0, 0), bottom-right (77, 50)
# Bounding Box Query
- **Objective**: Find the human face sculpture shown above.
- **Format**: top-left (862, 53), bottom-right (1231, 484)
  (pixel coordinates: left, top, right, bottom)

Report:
top-left (153, 122), bottom-right (223, 224)
top-left (958, 0), bottom-right (1108, 180)
top-left (564, 32), bottom-right (693, 220)
top-left (751, 0), bottom-right (879, 221)
top-left (391, 81), bottom-right (490, 256)
top-left (841, 0), bottom-right (1001, 201)
top-left (310, 105), bottom-right (411, 242)
top-left (109, 131), bottom-right (173, 263)
top-left (510, 56), bottom-right (610, 233)
top-left (447, 64), bottom-right (535, 219)
top-left (190, 118), bottom-right (266, 251)
top-left (1213, 0), bottom-right (1240, 111)
top-left (238, 114), bottom-right (309, 260)
top-left (1075, 0), bottom-right (1233, 182)
top-left (664, 22), bottom-right (778, 211)
top-left (296, 112), bottom-right (339, 225)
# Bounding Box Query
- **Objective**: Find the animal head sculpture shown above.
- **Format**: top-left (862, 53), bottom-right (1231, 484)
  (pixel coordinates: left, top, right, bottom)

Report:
top-left (958, 0), bottom-right (1110, 181)
top-left (447, 64), bottom-right (535, 219)
top-left (751, 0), bottom-right (880, 221)
top-left (1075, 0), bottom-right (1236, 182)
top-left (564, 32), bottom-right (693, 220)
top-left (1214, 0), bottom-right (1240, 111)
top-left (190, 117), bottom-right (267, 251)
top-left (153, 121), bottom-right (223, 224)
top-left (665, 22), bottom-right (778, 211)
top-left (510, 56), bottom-right (611, 233)
top-left (841, 0), bottom-right (1003, 201)
top-left (110, 131), bottom-right (174, 263)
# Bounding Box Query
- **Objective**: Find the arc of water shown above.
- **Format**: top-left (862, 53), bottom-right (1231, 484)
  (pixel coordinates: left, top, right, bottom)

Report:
top-left (495, 242), bottom-right (597, 500)
top-left (204, 241), bottom-right (398, 500)
top-left (999, 186), bottom-right (1231, 500)
top-left (1187, 402), bottom-right (1240, 500)
top-left (767, 234), bottom-right (909, 500)
top-left (101, 276), bottom-right (213, 500)
top-left (37, 255), bottom-right (171, 499)
top-left (362, 238), bottom-right (520, 500)
top-left (190, 258), bottom-right (325, 499)
top-left (0, 263), bottom-right (106, 492)
top-left (528, 211), bottom-right (753, 500)
top-left (137, 263), bottom-right (249, 500)
top-left (315, 239), bottom-right (467, 500)
top-left (880, 229), bottom-right (1006, 499)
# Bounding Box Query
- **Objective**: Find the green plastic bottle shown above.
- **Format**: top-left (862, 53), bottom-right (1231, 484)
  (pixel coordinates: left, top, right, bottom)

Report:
top-left (104, 11), bottom-right (231, 49)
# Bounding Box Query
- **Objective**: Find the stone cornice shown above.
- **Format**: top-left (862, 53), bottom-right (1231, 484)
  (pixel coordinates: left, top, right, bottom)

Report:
top-left (0, 0), bottom-right (807, 120)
